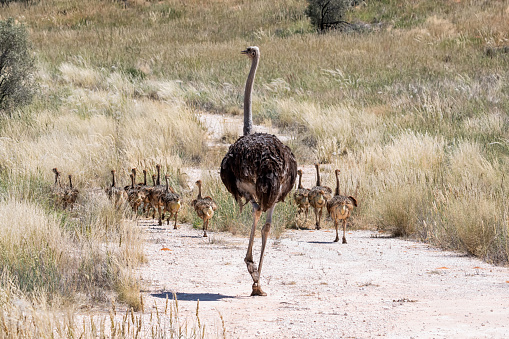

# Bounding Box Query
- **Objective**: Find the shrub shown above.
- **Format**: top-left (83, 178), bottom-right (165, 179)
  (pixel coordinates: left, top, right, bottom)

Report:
top-left (0, 18), bottom-right (36, 115)
top-left (305, 0), bottom-right (352, 32)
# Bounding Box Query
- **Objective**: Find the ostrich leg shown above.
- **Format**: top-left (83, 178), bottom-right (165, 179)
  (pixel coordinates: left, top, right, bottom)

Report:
top-left (342, 219), bottom-right (347, 244)
top-left (313, 207), bottom-right (319, 229)
top-left (203, 219), bottom-right (209, 237)
top-left (254, 206), bottom-right (274, 296)
top-left (245, 202), bottom-right (263, 295)
top-left (334, 220), bottom-right (340, 242)
top-left (316, 208), bottom-right (323, 230)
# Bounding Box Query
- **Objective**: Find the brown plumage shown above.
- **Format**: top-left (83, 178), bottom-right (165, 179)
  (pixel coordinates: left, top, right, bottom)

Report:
top-left (326, 169), bottom-right (358, 243)
top-left (51, 168), bottom-right (65, 207)
top-left (147, 173), bottom-right (166, 224)
top-left (139, 169), bottom-right (153, 214)
top-left (63, 174), bottom-right (79, 210)
top-left (191, 180), bottom-right (218, 237)
top-left (126, 169), bottom-right (144, 213)
top-left (293, 169), bottom-right (310, 223)
top-left (106, 170), bottom-right (127, 208)
top-left (220, 46), bottom-right (297, 296)
top-left (308, 163), bottom-right (332, 230)
top-left (160, 175), bottom-right (181, 229)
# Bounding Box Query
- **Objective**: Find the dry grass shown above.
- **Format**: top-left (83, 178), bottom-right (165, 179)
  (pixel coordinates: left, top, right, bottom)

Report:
top-left (0, 291), bottom-right (207, 339)
top-left (0, 0), bottom-right (508, 335)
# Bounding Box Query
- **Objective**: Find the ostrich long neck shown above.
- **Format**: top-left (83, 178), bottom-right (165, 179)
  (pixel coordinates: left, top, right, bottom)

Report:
top-left (156, 166), bottom-right (160, 186)
top-left (298, 173), bottom-right (303, 189)
top-left (111, 172), bottom-right (116, 187)
top-left (197, 182), bottom-right (203, 199)
top-left (316, 165), bottom-right (321, 186)
top-left (165, 176), bottom-right (169, 193)
top-left (244, 54), bottom-right (259, 136)
top-left (335, 172), bottom-right (340, 196)
top-left (69, 175), bottom-right (73, 189)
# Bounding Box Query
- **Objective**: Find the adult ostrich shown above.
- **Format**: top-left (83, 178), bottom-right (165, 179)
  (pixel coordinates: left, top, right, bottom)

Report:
top-left (220, 46), bottom-right (297, 296)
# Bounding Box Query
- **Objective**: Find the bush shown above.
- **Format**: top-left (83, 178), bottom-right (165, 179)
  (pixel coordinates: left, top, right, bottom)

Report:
top-left (0, 18), bottom-right (36, 115)
top-left (305, 0), bottom-right (352, 32)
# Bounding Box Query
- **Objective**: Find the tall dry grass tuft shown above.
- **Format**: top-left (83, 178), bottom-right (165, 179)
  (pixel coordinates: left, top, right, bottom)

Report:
top-left (0, 199), bottom-right (71, 297)
top-left (0, 289), bottom-right (208, 339)
top-left (0, 184), bottom-right (144, 307)
top-left (372, 184), bottom-right (425, 237)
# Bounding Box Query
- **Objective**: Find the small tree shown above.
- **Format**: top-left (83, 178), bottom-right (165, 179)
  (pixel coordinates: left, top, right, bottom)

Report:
top-left (305, 0), bottom-right (352, 32)
top-left (0, 18), bottom-right (36, 115)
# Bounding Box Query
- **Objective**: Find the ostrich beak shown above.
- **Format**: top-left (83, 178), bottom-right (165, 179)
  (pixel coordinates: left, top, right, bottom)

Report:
top-left (241, 49), bottom-right (248, 54)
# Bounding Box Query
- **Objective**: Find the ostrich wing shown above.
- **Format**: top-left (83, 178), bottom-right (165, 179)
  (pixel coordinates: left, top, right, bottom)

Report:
top-left (220, 133), bottom-right (297, 212)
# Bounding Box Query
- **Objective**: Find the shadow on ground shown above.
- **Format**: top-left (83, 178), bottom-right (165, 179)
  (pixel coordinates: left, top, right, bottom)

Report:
top-left (151, 292), bottom-right (235, 302)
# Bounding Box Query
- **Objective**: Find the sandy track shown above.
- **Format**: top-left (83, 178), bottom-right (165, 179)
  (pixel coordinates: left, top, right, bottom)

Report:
top-left (137, 219), bottom-right (509, 339)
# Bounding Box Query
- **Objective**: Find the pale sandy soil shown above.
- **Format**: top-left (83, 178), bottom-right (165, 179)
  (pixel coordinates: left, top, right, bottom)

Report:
top-left (137, 220), bottom-right (509, 339)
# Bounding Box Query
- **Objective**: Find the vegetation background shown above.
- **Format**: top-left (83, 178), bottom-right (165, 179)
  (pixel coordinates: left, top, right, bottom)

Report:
top-left (0, 0), bottom-right (508, 337)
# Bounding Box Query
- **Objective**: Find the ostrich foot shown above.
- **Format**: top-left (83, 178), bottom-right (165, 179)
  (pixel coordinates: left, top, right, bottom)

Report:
top-left (334, 236), bottom-right (339, 242)
top-left (158, 219), bottom-right (162, 226)
top-left (316, 224), bottom-right (321, 230)
top-left (342, 237), bottom-right (347, 244)
top-left (251, 283), bottom-right (267, 296)
top-left (203, 232), bottom-right (207, 237)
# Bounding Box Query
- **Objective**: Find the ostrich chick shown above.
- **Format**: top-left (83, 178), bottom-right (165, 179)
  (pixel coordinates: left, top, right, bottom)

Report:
top-left (51, 168), bottom-right (65, 207)
top-left (160, 175), bottom-right (181, 229)
top-left (191, 180), bottom-right (218, 237)
top-left (326, 169), bottom-right (358, 243)
top-left (293, 169), bottom-right (310, 223)
top-left (63, 174), bottom-right (79, 210)
top-left (308, 163), bottom-right (332, 230)
top-left (106, 170), bottom-right (127, 208)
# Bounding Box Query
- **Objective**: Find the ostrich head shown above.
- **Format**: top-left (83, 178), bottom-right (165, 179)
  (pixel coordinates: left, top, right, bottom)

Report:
top-left (241, 46), bottom-right (260, 59)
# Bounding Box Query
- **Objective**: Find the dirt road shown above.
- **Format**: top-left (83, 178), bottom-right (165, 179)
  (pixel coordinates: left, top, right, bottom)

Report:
top-left (137, 219), bottom-right (509, 339)
top-left (130, 113), bottom-right (509, 338)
